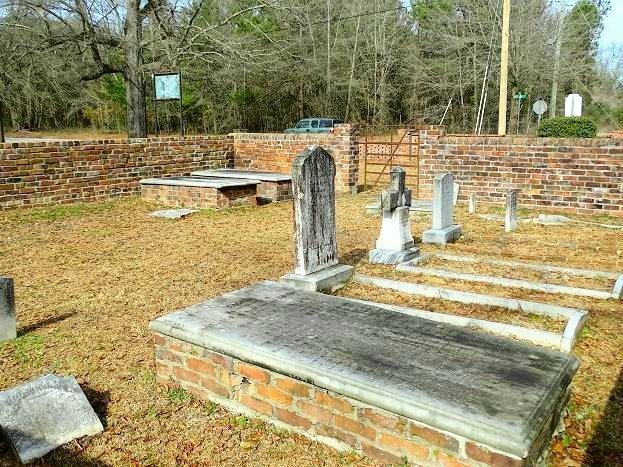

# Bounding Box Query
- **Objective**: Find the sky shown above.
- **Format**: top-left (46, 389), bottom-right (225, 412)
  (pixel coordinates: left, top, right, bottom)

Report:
top-left (600, 1), bottom-right (623, 50)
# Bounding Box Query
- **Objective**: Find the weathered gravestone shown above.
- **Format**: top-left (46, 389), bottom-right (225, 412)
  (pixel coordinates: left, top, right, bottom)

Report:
top-left (280, 146), bottom-right (354, 292)
top-left (0, 374), bottom-right (103, 463)
top-left (468, 193), bottom-right (477, 214)
top-left (369, 167), bottom-right (420, 264)
top-left (1, 276), bottom-right (16, 342)
top-left (505, 189), bottom-right (519, 232)
top-left (422, 173), bottom-right (462, 244)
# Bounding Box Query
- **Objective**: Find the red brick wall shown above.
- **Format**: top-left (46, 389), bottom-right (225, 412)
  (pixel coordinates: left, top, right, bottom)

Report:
top-left (233, 124), bottom-right (360, 193)
top-left (154, 332), bottom-right (542, 466)
top-left (0, 136), bottom-right (233, 210)
top-left (418, 127), bottom-right (623, 216)
top-left (141, 184), bottom-right (257, 209)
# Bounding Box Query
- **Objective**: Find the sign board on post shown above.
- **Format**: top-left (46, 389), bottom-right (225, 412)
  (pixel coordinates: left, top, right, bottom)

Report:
top-left (565, 94), bottom-right (582, 117)
top-left (153, 72), bottom-right (183, 137)
top-left (154, 73), bottom-right (181, 101)
top-left (533, 99), bottom-right (548, 128)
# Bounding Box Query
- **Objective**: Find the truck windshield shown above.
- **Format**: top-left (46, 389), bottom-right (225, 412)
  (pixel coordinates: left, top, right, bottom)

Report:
top-left (296, 120), bottom-right (310, 128)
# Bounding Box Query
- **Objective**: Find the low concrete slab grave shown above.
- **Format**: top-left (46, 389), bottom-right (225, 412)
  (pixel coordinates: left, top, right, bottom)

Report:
top-left (150, 281), bottom-right (578, 465)
top-left (150, 208), bottom-right (198, 219)
top-left (191, 169), bottom-right (292, 182)
top-left (0, 374), bottom-right (103, 463)
top-left (140, 176), bottom-right (260, 189)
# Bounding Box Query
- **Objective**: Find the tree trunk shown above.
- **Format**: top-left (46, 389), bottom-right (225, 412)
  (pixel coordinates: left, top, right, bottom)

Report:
top-left (124, 0), bottom-right (147, 138)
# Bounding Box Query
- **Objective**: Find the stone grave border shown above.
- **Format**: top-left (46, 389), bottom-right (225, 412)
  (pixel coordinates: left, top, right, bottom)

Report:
top-left (396, 253), bottom-right (622, 300)
top-left (352, 274), bottom-right (587, 353)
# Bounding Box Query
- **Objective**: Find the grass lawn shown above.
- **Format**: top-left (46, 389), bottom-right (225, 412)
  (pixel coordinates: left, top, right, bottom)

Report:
top-left (0, 194), bottom-right (621, 466)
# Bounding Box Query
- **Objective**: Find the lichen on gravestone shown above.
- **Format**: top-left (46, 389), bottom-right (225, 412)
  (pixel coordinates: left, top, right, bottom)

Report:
top-left (291, 146), bottom-right (338, 276)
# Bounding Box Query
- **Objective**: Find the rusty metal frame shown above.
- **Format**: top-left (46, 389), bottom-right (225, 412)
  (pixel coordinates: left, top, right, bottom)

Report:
top-left (362, 125), bottom-right (420, 197)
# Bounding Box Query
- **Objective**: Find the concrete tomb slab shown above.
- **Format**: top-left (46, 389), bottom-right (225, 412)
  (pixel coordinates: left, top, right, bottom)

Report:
top-left (422, 173), bottom-right (462, 244)
top-left (150, 281), bottom-right (578, 461)
top-left (150, 208), bottom-right (198, 219)
top-left (191, 169), bottom-right (292, 182)
top-left (280, 146), bottom-right (353, 291)
top-left (139, 176), bottom-right (260, 189)
top-left (369, 167), bottom-right (419, 265)
top-left (0, 374), bottom-right (103, 463)
top-left (0, 276), bottom-right (16, 342)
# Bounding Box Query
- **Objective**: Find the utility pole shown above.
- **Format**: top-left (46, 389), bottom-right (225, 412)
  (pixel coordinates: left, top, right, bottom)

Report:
top-left (550, 17), bottom-right (563, 118)
top-left (497, 0), bottom-right (511, 136)
top-left (0, 100), bottom-right (5, 143)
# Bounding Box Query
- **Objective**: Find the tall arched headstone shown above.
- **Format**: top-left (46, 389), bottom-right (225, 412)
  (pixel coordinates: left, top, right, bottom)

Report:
top-left (281, 146), bottom-right (354, 292)
top-left (422, 172), bottom-right (462, 244)
top-left (292, 146), bottom-right (338, 275)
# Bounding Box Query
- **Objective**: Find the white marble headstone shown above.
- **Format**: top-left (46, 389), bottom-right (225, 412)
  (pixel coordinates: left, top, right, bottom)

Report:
top-left (432, 173), bottom-right (455, 230)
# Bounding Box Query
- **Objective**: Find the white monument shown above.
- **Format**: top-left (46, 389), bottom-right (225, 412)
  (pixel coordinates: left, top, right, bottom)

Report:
top-left (422, 173), bottom-right (462, 245)
top-left (565, 94), bottom-right (582, 117)
top-left (369, 167), bottom-right (419, 265)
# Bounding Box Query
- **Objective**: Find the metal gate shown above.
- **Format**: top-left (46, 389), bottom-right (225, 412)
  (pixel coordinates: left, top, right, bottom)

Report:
top-left (360, 126), bottom-right (420, 197)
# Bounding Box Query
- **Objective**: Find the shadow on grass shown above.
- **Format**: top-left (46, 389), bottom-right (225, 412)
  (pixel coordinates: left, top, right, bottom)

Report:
top-left (18, 312), bottom-right (77, 335)
top-left (586, 366), bottom-right (623, 465)
top-left (341, 248), bottom-right (368, 266)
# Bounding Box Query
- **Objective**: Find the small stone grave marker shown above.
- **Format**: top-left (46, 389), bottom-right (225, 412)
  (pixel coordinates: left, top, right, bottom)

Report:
top-left (281, 146), bottom-right (353, 291)
top-left (0, 374), bottom-right (103, 463)
top-left (1, 276), bottom-right (16, 342)
top-left (422, 173), bottom-right (462, 244)
top-left (468, 193), bottom-right (477, 214)
top-left (505, 190), bottom-right (519, 232)
top-left (369, 167), bottom-right (419, 264)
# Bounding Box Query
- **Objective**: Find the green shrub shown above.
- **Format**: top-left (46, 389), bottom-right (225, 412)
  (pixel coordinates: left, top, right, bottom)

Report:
top-left (537, 117), bottom-right (597, 138)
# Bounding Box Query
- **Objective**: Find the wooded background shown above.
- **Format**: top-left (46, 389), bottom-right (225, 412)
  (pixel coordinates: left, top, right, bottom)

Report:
top-left (0, 0), bottom-right (620, 136)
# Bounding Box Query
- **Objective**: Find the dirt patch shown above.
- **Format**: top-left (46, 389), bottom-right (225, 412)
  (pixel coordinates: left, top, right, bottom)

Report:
top-left (0, 195), bottom-right (621, 466)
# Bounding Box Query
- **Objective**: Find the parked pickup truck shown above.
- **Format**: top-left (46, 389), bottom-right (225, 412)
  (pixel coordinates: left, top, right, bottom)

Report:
top-left (285, 118), bottom-right (344, 133)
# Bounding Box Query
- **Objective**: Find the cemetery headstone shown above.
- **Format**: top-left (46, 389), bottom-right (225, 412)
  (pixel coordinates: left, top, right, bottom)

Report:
top-left (0, 276), bottom-right (16, 342)
top-left (369, 167), bottom-right (420, 264)
top-left (468, 193), bottom-right (477, 214)
top-left (505, 190), bottom-right (519, 232)
top-left (422, 173), bottom-right (462, 244)
top-left (281, 146), bottom-right (354, 292)
top-left (453, 182), bottom-right (460, 206)
top-left (0, 374), bottom-right (103, 463)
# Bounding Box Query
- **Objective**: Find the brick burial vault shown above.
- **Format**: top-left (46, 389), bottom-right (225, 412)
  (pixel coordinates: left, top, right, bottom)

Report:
top-left (150, 146), bottom-right (578, 466)
top-left (150, 282), bottom-right (578, 466)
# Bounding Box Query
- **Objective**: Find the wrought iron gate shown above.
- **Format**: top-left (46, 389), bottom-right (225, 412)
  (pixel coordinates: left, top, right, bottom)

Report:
top-left (360, 126), bottom-right (420, 196)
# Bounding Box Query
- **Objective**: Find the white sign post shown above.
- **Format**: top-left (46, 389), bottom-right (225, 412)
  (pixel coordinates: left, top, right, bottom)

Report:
top-left (533, 99), bottom-right (548, 127)
top-left (565, 94), bottom-right (582, 117)
top-left (153, 72), bottom-right (183, 137)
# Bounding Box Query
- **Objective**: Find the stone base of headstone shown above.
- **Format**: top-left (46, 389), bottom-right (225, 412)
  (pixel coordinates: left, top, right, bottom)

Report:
top-left (368, 247), bottom-right (420, 265)
top-left (614, 275), bottom-right (623, 299)
top-left (280, 264), bottom-right (354, 293)
top-left (422, 224), bottom-right (462, 245)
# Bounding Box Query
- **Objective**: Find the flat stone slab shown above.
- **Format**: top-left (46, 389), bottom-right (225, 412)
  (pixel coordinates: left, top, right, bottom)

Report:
top-left (0, 374), bottom-right (103, 463)
top-left (280, 264), bottom-right (354, 293)
top-left (150, 281), bottom-right (579, 457)
top-left (150, 208), bottom-right (198, 219)
top-left (140, 176), bottom-right (260, 189)
top-left (191, 169), bottom-right (291, 182)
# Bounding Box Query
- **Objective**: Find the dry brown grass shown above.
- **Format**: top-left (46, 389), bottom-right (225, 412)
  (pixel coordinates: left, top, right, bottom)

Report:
top-left (0, 194), bottom-right (621, 466)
